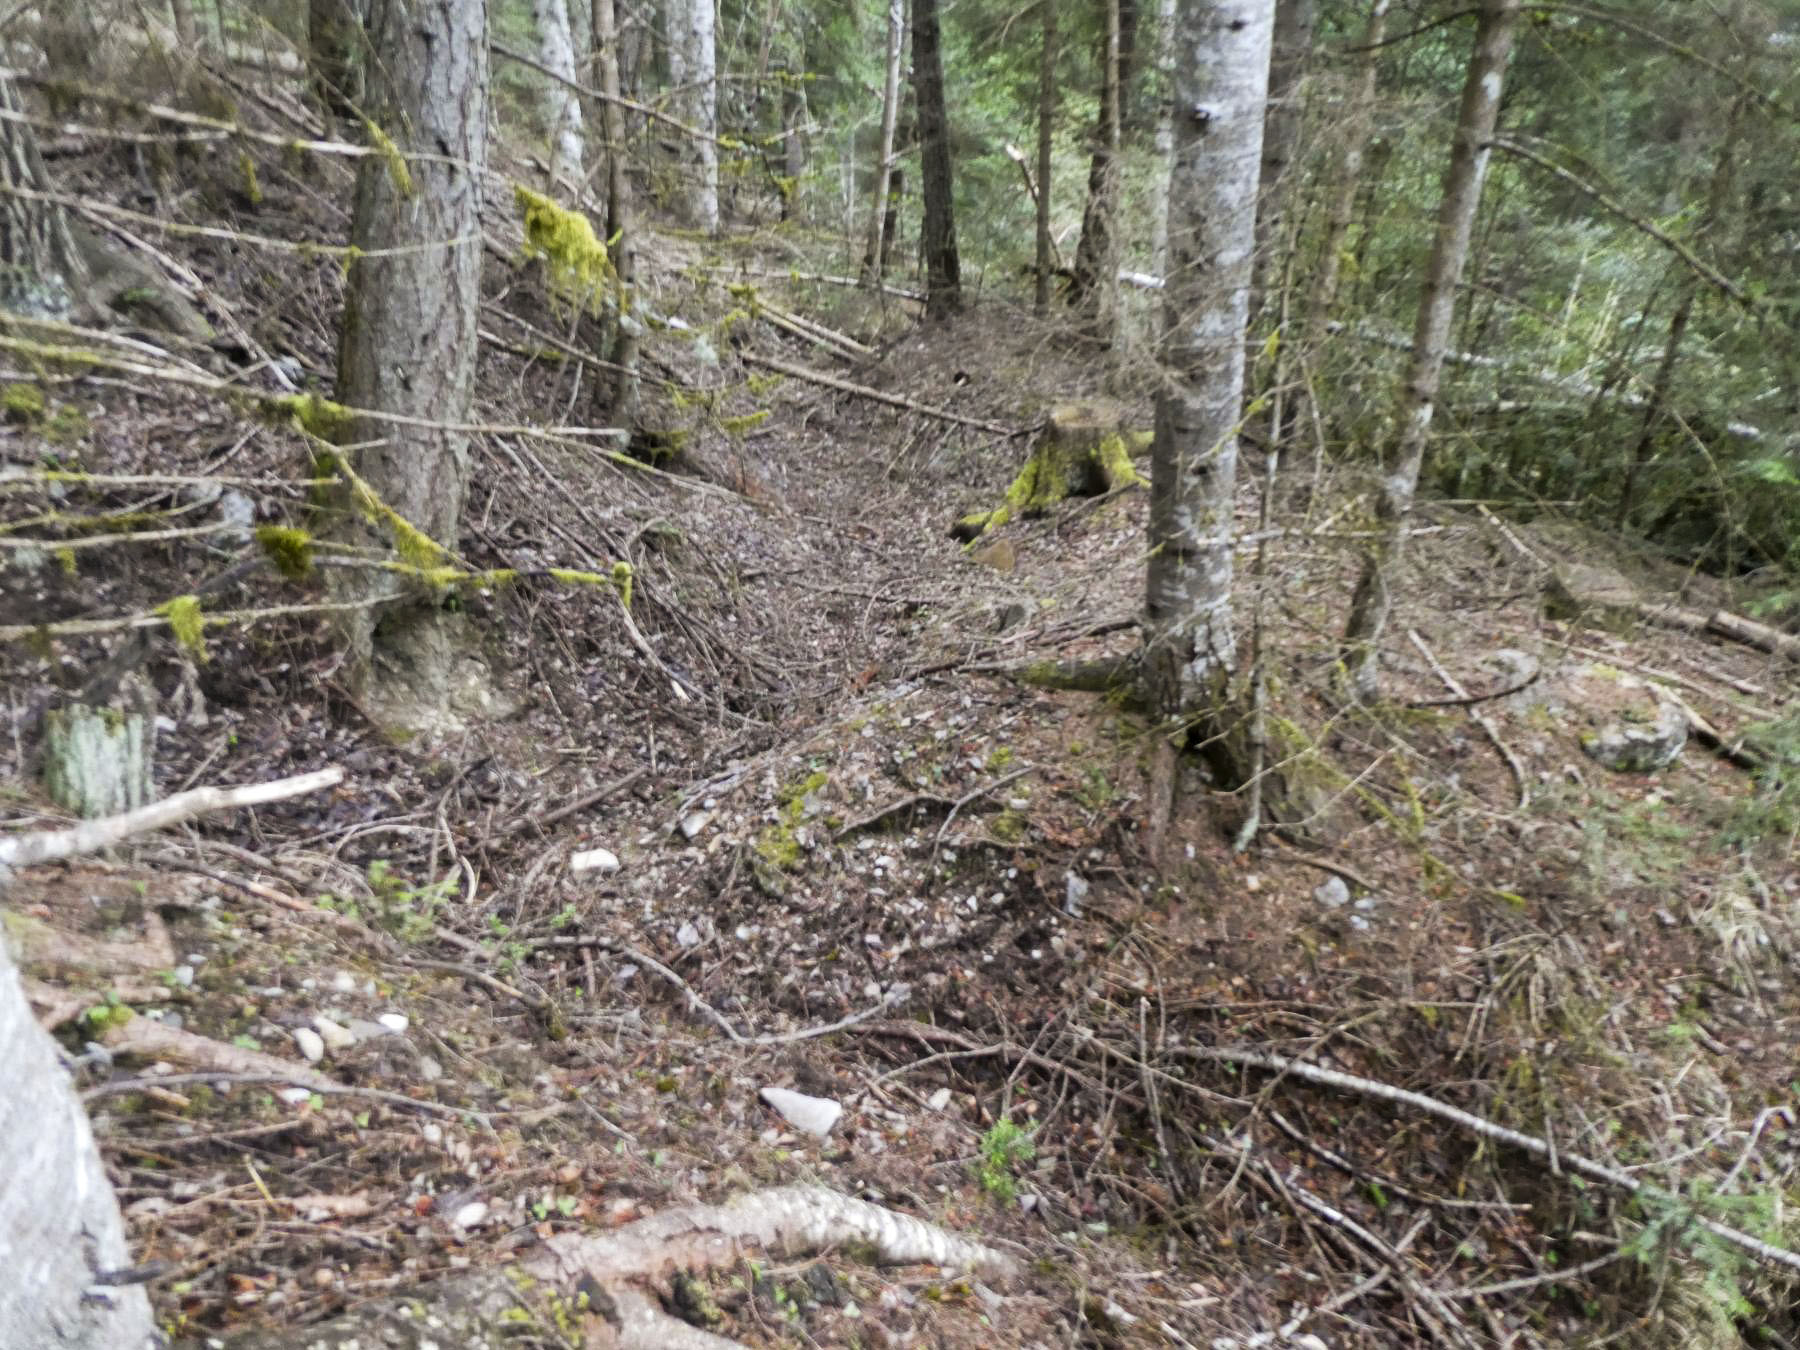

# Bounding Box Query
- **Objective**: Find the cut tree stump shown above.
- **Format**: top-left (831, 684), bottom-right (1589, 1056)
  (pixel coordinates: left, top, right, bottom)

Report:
top-left (42, 681), bottom-right (155, 819)
top-left (951, 399), bottom-right (1148, 542)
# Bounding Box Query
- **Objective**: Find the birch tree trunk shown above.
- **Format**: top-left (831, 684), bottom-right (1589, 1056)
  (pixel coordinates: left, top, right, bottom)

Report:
top-left (0, 935), bottom-right (157, 1350)
top-left (532, 0), bottom-right (586, 192)
top-left (1305, 0), bottom-right (1387, 343)
top-left (1071, 0), bottom-right (1123, 340)
top-left (667, 0), bottom-right (719, 233)
top-left (1034, 0), bottom-right (1057, 317)
top-left (169, 0), bottom-right (199, 47)
top-left (331, 0), bottom-right (489, 723)
top-left (861, 0), bottom-right (905, 285)
top-left (1143, 0), bottom-right (1273, 722)
top-left (912, 0), bottom-right (960, 318)
top-left (1147, 0), bottom-right (1176, 285)
top-left (1340, 0), bottom-right (1519, 700)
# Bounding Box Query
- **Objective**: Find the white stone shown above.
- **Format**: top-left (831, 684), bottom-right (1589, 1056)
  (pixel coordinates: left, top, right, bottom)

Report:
top-left (759, 1086), bottom-right (843, 1138)
top-left (377, 1012), bottom-right (410, 1034)
top-left (292, 1027), bottom-right (325, 1062)
top-left (927, 1087), bottom-right (952, 1111)
top-left (311, 1015), bottom-right (355, 1052)
top-left (570, 847), bottom-right (621, 874)
top-left (451, 1201), bottom-right (489, 1230)
top-left (1313, 876), bottom-right (1350, 909)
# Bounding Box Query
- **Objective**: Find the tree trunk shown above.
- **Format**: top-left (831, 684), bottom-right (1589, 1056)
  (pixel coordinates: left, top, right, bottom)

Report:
top-left (0, 71), bottom-right (209, 335)
top-left (1341, 0), bottom-right (1520, 700)
top-left (595, 0), bottom-right (640, 426)
top-left (912, 0), bottom-right (960, 318)
top-left (1251, 0), bottom-right (1316, 312)
top-left (781, 72), bottom-right (807, 219)
top-left (1305, 0), bottom-right (1387, 342)
top-left (1614, 94), bottom-right (1746, 530)
top-left (532, 0), bottom-right (586, 192)
top-left (1034, 0), bottom-right (1057, 317)
top-left (331, 0), bottom-right (489, 722)
top-left (44, 694), bottom-right (155, 820)
top-left (567, 0), bottom-right (591, 84)
top-left (1143, 0), bottom-right (1273, 727)
top-left (667, 0), bottom-right (719, 233)
top-left (1070, 0), bottom-right (1123, 339)
top-left (169, 0), bottom-right (199, 47)
top-left (1147, 0), bottom-right (1176, 283)
top-left (861, 0), bottom-right (905, 285)
top-left (0, 936), bottom-right (157, 1350)
top-left (309, 0), bottom-right (365, 129)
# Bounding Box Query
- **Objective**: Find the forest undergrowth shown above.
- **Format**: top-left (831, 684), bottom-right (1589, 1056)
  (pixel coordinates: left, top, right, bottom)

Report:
top-left (4, 103), bottom-right (1800, 1350)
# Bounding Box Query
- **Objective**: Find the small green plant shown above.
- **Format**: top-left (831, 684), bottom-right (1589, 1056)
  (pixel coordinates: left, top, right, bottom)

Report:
top-left (1723, 708), bottom-right (1800, 853)
top-left (974, 1117), bottom-right (1036, 1202)
top-left (364, 859), bottom-right (457, 942)
top-left (81, 992), bottom-right (133, 1034)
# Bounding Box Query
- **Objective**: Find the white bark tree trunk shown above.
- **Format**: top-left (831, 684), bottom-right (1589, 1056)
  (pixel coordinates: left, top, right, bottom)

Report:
top-left (532, 0), bottom-right (586, 192)
top-left (667, 0), bottom-right (719, 233)
top-left (861, 0), bottom-right (905, 285)
top-left (1341, 0), bottom-right (1520, 699)
top-left (0, 937), bottom-right (156, 1349)
top-left (1147, 0), bottom-right (1176, 285)
top-left (1142, 0), bottom-right (1274, 720)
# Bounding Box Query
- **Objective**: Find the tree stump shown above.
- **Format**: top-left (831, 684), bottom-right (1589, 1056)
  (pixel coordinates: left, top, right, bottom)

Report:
top-left (43, 683), bottom-right (155, 819)
top-left (951, 400), bottom-right (1148, 542)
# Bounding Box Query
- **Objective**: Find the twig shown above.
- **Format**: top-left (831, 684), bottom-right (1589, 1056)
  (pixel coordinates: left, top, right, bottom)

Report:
top-left (81, 1071), bottom-right (492, 1124)
top-left (1176, 1043), bottom-right (1800, 1278)
top-left (485, 765), bottom-right (652, 843)
top-left (740, 353), bottom-right (1026, 436)
top-left (1408, 630), bottom-right (1529, 810)
top-left (932, 765), bottom-right (1037, 856)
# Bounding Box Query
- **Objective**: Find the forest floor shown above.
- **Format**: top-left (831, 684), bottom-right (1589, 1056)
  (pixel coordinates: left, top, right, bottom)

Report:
top-left (4, 110), bottom-right (1800, 1350)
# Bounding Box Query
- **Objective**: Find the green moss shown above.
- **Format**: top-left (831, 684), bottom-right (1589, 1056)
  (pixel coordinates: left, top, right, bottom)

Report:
top-left (2, 382), bottom-right (45, 423)
top-left (158, 594), bottom-right (207, 658)
top-left (755, 771), bottom-right (831, 872)
top-left (254, 524), bottom-right (314, 580)
top-left (45, 402), bottom-right (86, 444)
top-left (362, 118), bottom-right (413, 196)
top-left (1096, 433), bottom-right (1146, 490)
top-left (515, 186), bottom-right (611, 307)
top-left (610, 560), bottom-right (634, 611)
top-left (719, 409), bottom-right (770, 437)
top-left (990, 808), bottom-right (1027, 843)
top-left (237, 150), bottom-right (262, 206)
top-left (265, 392), bottom-right (355, 441)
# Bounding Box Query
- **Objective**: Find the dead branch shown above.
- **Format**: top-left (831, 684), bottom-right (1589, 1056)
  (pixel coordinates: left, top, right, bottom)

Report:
top-left (1408, 631), bottom-right (1529, 810)
top-left (0, 767), bottom-right (343, 872)
top-left (1177, 1044), bottom-right (1800, 1278)
top-left (740, 353), bottom-right (1025, 436)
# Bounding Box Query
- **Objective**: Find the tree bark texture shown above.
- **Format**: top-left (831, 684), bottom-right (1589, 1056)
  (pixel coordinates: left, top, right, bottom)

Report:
top-left (0, 936), bottom-right (157, 1349)
top-left (862, 0), bottom-right (906, 285)
top-left (1034, 0), bottom-right (1057, 316)
top-left (1071, 0), bottom-right (1124, 340)
top-left (1147, 0), bottom-right (1176, 283)
top-left (912, 0), bottom-right (960, 318)
top-left (594, 0), bottom-right (640, 424)
top-left (333, 0), bottom-right (488, 679)
top-left (169, 0), bottom-right (199, 47)
top-left (309, 0), bottom-right (366, 127)
top-left (1143, 0), bottom-right (1274, 723)
top-left (1305, 0), bottom-right (1387, 341)
top-left (666, 0), bottom-right (719, 232)
top-left (531, 0), bottom-right (586, 191)
top-left (1341, 0), bottom-right (1519, 699)
top-left (1252, 0), bottom-right (1316, 310)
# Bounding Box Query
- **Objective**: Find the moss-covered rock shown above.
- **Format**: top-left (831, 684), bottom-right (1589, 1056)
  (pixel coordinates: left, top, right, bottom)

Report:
top-left (952, 400), bottom-right (1148, 543)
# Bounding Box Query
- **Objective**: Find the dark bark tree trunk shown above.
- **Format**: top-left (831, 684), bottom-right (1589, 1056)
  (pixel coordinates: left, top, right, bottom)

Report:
top-left (1251, 0), bottom-right (1316, 313)
top-left (309, 0), bottom-right (366, 129)
top-left (1070, 0), bottom-right (1124, 339)
top-left (169, 0), bottom-right (200, 47)
top-left (1143, 0), bottom-right (1274, 729)
top-left (1341, 0), bottom-right (1520, 700)
top-left (1035, 0), bottom-right (1058, 317)
top-left (912, 0), bottom-right (960, 318)
top-left (330, 0), bottom-right (489, 724)
top-left (595, 0), bottom-right (640, 426)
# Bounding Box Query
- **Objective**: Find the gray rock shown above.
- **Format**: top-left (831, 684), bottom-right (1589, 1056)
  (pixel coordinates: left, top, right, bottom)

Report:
top-left (1313, 876), bottom-right (1350, 909)
top-left (759, 1086), bottom-right (843, 1138)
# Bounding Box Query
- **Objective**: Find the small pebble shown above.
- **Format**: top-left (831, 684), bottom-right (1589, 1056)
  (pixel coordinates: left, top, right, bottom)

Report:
top-left (292, 1027), bottom-right (325, 1063)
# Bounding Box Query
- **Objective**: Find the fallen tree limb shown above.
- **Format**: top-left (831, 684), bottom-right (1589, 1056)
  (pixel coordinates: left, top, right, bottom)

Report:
top-left (1177, 1044), bottom-right (1800, 1278)
top-left (0, 767), bottom-right (344, 873)
top-left (1638, 602), bottom-right (1800, 664)
top-left (740, 353), bottom-right (1026, 437)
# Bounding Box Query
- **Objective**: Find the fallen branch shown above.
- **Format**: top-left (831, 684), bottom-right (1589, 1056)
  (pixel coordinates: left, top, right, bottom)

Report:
top-left (1178, 1044), bottom-right (1800, 1278)
top-left (1408, 631), bottom-right (1529, 810)
top-left (0, 767), bottom-right (344, 872)
top-left (740, 353), bottom-right (1025, 437)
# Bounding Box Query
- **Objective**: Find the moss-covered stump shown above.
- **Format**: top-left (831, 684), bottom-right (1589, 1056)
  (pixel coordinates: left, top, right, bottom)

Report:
top-left (952, 400), bottom-right (1149, 542)
top-left (43, 684), bottom-right (155, 818)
